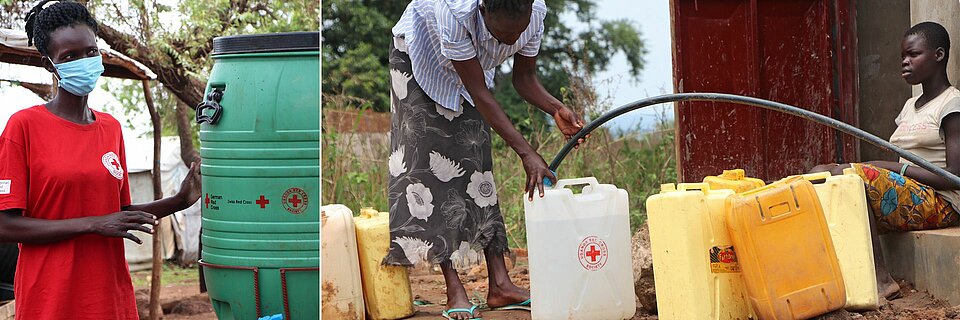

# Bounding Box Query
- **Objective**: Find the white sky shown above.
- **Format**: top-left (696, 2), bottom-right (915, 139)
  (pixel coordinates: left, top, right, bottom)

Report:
top-left (583, 0), bottom-right (673, 131)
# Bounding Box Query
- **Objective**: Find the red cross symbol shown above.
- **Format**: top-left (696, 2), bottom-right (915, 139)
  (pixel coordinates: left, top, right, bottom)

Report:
top-left (111, 159), bottom-right (121, 171)
top-left (256, 195), bottom-right (270, 209)
top-left (289, 195), bottom-right (302, 208)
top-left (586, 245), bottom-right (602, 262)
top-left (204, 193), bottom-right (210, 208)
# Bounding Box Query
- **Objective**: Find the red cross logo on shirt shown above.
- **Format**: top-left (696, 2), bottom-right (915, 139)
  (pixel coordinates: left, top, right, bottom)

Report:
top-left (101, 152), bottom-right (124, 180)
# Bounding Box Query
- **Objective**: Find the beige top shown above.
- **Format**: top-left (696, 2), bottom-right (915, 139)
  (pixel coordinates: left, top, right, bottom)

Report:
top-left (889, 86), bottom-right (960, 212)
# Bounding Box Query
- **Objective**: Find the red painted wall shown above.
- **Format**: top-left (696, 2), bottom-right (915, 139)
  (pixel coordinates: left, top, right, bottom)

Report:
top-left (672, 0), bottom-right (859, 182)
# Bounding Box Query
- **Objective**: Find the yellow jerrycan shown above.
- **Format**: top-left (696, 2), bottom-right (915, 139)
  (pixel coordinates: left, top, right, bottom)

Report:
top-left (703, 169), bottom-right (766, 193)
top-left (645, 183), bottom-right (757, 319)
top-left (354, 208), bottom-right (416, 319)
top-left (789, 170), bottom-right (878, 311)
top-left (321, 204), bottom-right (366, 319)
top-left (726, 177), bottom-right (846, 319)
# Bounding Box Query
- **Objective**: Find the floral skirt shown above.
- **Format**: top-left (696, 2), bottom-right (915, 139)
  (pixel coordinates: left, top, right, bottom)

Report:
top-left (382, 42), bottom-right (508, 268)
top-left (850, 163), bottom-right (960, 232)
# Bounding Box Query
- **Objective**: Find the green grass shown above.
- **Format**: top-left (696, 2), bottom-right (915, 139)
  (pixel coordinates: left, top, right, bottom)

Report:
top-left (322, 81), bottom-right (677, 248)
top-left (130, 262), bottom-right (200, 289)
top-left (322, 113), bottom-right (675, 248)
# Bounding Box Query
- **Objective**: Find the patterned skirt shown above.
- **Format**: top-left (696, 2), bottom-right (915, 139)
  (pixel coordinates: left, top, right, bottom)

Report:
top-left (382, 42), bottom-right (508, 268)
top-left (850, 163), bottom-right (960, 232)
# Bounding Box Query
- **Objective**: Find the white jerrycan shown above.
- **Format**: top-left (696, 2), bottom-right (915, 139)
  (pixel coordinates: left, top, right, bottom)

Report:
top-left (321, 204), bottom-right (366, 319)
top-left (524, 177), bottom-right (636, 320)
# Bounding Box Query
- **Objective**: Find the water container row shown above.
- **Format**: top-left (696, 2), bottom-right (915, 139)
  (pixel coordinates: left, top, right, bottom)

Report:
top-left (321, 205), bottom-right (416, 320)
top-left (322, 175), bottom-right (640, 320)
top-left (646, 169), bottom-right (878, 320)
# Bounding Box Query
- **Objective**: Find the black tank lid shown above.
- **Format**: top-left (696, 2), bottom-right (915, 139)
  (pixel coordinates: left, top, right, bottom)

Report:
top-left (212, 32), bottom-right (320, 55)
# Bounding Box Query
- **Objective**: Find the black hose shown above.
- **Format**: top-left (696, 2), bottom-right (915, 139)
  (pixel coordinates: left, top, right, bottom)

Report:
top-left (548, 92), bottom-right (960, 188)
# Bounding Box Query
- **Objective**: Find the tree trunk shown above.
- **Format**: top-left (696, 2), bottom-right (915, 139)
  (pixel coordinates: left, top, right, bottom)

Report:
top-left (143, 80), bottom-right (165, 320)
top-left (176, 99), bottom-right (201, 165)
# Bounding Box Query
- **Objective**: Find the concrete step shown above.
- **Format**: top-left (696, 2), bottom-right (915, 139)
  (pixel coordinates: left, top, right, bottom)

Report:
top-left (879, 227), bottom-right (960, 306)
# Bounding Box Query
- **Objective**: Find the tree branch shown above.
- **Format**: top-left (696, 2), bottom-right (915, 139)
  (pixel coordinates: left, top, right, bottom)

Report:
top-left (97, 23), bottom-right (205, 108)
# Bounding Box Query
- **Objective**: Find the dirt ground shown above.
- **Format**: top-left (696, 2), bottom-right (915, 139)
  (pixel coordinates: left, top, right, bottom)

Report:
top-left (132, 266), bottom-right (216, 320)
top-left (407, 252), bottom-right (959, 320)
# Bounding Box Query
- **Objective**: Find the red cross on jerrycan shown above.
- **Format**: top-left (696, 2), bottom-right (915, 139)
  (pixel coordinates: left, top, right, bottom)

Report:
top-left (524, 177), bottom-right (635, 320)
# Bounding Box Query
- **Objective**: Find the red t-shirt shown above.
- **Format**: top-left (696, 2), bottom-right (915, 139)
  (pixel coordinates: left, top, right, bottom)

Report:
top-left (0, 105), bottom-right (137, 320)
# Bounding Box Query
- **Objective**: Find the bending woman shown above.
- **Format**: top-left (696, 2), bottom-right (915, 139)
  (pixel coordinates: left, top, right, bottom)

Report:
top-left (385, 0), bottom-right (587, 319)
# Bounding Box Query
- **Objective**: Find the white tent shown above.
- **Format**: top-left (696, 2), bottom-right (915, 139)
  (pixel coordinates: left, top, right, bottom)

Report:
top-left (124, 136), bottom-right (202, 270)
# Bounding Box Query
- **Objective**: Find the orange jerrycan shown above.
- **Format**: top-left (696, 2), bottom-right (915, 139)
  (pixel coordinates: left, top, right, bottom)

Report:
top-left (791, 171), bottom-right (878, 311)
top-left (646, 183), bottom-right (757, 319)
top-left (726, 176), bottom-right (846, 319)
top-left (704, 169), bottom-right (766, 193)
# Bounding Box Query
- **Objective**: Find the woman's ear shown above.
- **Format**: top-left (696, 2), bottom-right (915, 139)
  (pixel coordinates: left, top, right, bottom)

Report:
top-left (40, 56), bottom-right (59, 77)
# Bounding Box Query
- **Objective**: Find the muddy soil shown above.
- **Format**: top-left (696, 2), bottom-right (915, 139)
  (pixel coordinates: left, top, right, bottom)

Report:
top-left (409, 255), bottom-right (957, 320)
top-left (135, 283), bottom-right (216, 319)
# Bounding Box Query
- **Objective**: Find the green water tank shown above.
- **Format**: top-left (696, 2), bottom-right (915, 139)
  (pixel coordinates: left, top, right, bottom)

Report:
top-left (197, 32), bottom-right (319, 320)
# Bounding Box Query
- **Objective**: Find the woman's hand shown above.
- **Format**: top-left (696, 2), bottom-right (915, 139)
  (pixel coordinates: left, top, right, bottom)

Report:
top-left (176, 161), bottom-right (202, 206)
top-left (521, 153), bottom-right (557, 201)
top-left (88, 211), bottom-right (158, 244)
top-left (553, 106), bottom-right (588, 148)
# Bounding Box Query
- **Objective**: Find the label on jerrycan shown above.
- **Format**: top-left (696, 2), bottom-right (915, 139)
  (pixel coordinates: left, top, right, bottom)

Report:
top-left (709, 245), bottom-right (741, 273)
top-left (577, 236), bottom-right (609, 271)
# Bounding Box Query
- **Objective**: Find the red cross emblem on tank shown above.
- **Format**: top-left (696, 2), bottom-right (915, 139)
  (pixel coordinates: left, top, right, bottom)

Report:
top-left (256, 195), bottom-right (270, 209)
top-left (578, 236), bottom-right (609, 271)
top-left (282, 187), bottom-right (308, 214)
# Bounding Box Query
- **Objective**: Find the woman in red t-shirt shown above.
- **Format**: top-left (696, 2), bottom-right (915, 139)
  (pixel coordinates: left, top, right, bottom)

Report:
top-left (0, 1), bottom-right (201, 319)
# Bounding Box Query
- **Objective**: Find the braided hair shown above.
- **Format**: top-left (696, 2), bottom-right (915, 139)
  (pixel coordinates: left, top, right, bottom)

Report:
top-left (482, 0), bottom-right (534, 18)
top-left (905, 21), bottom-right (951, 64)
top-left (24, 0), bottom-right (99, 56)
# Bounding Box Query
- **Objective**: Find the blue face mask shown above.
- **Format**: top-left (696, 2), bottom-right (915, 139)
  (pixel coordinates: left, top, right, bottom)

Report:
top-left (48, 55), bottom-right (104, 96)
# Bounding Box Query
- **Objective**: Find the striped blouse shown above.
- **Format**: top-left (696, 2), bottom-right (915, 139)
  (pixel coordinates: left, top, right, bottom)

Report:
top-left (392, 0), bottom-right (547, 112)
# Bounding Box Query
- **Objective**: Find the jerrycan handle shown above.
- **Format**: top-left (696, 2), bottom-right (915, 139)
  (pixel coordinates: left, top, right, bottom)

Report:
top-left (719, 169), bottom-right (746, 180)
top-left (553, 177), bottom-right (600, 192)
top-left (359, 207), bottom-right (378, 218)
top-left (796, 171), bottom-right (831, 183)
top-left (196, 86), bottom-right (225, 125)
top-left (676, 183), bottom-right (712, 194)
